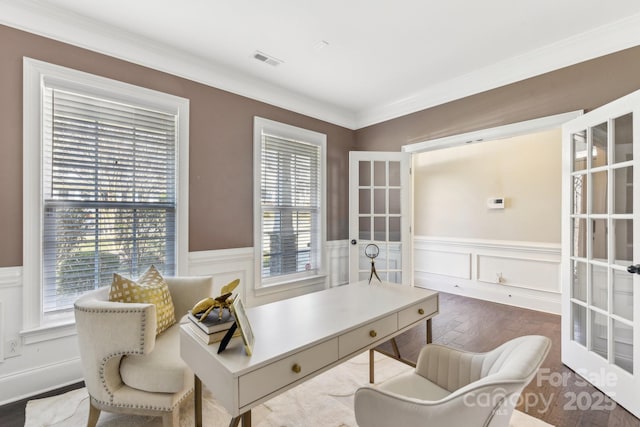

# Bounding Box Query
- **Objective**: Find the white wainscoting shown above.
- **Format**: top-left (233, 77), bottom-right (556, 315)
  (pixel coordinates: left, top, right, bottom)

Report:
top-left (0, 240), bottom-right (350, 405)
top-left (327, 240), bottom-right (349, 287)
top-left (414, 236), bottom-right (561, 314)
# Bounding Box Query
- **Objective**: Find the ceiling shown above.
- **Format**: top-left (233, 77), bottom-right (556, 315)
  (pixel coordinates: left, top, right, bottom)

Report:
top-left (3, 0), bottom-right (640, 129)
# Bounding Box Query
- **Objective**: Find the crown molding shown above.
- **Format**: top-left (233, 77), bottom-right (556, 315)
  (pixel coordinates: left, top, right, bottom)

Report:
top-left (0, 0), bottom-right (357, 129)
top-left (355, 13), bottom-right (640, 129)
top-left (2, 1), bottom-right (640, 131)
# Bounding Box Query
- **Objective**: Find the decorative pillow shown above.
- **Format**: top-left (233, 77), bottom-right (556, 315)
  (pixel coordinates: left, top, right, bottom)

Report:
top-left (109, 265), bottom-right (176, 335)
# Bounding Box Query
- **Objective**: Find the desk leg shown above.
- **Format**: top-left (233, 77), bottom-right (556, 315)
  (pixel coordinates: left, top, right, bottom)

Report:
top-left (369, 349), bottom-right (375, 384)
top-left (426, 318), bottom-right (433, 344)
top-left (194, 375), bottom-right (202, 427)
top-left (230, 410), bottom-right (252, 427)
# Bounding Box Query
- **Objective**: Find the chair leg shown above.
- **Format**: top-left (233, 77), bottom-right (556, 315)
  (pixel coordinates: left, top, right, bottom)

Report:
top-left (162, 408), bottom-right (180, 427)
top-left (87, 401), bottom-right (101, 427)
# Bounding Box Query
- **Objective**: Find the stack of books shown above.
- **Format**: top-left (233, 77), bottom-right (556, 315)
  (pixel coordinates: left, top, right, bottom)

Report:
top-left (187, 308), bottom-right (239, 344)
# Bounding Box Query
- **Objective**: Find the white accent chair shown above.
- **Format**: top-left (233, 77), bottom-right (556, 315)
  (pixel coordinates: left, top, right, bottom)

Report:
top-left (74, 276), bottom-right (214, 427)
top-left (354, 335), bottom-right (551, 427)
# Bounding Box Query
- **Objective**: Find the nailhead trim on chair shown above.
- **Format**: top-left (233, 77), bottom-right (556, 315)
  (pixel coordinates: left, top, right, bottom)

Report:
top-left (91, 386), bottom-right (194, 412)
top-left (75, 304), bottom-right (148, 402)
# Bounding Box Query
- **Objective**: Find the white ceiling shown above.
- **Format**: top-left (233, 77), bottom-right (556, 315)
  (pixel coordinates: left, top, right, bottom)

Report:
top-left (3, 0), bottom-right (640, 129)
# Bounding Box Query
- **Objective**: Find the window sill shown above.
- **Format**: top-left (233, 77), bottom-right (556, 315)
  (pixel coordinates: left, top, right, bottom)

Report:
top-left (21, 321), bottom-right (77, 345)
top-left (254, 273), bottom-right (328, 297)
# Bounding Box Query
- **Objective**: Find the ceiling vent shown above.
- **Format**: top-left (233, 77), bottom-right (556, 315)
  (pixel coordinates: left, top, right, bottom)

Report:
top-left (253, 51), bottom-right (283, 67)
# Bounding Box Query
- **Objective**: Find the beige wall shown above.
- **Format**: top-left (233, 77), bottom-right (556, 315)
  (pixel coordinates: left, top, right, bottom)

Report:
top-left (414, 129), bottom-right (561, 243)
top-left (0, 24), bottom-right (355, 268)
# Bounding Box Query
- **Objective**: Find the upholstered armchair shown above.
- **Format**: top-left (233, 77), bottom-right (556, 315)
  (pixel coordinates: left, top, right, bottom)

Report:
top-left (74, 275), bottom-right (214, 427)
top-left (354, 335), bottom-right (551, 427)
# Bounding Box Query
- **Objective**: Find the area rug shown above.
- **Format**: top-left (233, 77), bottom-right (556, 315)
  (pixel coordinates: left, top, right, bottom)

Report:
top-left (25, 352), bottom-right (552, 426)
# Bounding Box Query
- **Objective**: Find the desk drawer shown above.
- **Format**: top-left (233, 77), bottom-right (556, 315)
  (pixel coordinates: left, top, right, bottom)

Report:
top-left (238, 338), bottom-right (338, 407)
top-left (398, 297), bottom-right (438, 329)
top-left (338, 314), bottom-right (397, 358)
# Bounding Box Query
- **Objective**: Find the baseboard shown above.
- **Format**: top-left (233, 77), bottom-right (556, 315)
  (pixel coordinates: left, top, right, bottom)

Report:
top-left (415, 271), bottom-right (561, 314)
top-left (0, 357), bottom-right (83, 406)
top-left (413, 236), bottom-right (561, 314)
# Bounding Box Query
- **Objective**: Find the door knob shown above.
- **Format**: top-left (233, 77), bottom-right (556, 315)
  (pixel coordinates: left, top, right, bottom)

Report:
top-left (351, 239), bottom-right (357, 245)
top-left (627, 265), bottom-right (640, 274)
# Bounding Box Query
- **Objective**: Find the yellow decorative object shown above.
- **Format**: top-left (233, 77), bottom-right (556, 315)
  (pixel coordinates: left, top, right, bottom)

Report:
top-left (191, 278), bottom-right (240, 321)
top-left (109, 265), bottom-right (176, 335)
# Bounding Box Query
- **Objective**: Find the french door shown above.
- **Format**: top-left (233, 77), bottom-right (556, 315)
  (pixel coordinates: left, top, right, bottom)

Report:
top-left (562, 89), bottom-right (640, 417)
top-left (349, 152), bottom-right (411, 285)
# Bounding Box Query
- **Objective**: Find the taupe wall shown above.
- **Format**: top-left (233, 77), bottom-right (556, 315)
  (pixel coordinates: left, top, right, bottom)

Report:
top-left (4, 22), bottom-right (640, 268)
top-left (414, 129), bottom-right (562, 243)
top-left (0, 24), bottom-right (355, 268)
top-left (355, 45), bottom-right (640, 151)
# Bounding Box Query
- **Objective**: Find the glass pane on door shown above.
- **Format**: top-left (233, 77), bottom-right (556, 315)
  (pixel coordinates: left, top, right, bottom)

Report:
top-left (568, 111), bottom-right (635, 374)
top-left (356, 158), bottom-right (403, 284)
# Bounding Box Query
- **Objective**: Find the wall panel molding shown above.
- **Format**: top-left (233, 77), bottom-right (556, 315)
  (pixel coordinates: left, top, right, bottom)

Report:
top-left (0, 241), bottom-right (347, 404)
top-left (0, 267), bottom-right (21, 290)
top-left (414, 236), bottom-right (561, 314)
top-left (327, 240), bottom-right (349, 287)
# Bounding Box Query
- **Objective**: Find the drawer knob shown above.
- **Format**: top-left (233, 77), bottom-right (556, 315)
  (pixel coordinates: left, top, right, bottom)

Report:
top-left (369, 330), bottom-right (377, 338)
top-left (292, 363), bottom-right (302, 374)
top-left (418, 308), bottom-right (425, 315)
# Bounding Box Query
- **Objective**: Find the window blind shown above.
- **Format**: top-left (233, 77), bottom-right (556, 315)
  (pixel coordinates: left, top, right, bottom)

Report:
top-left (260, 134), bottom-right (320, 279)
top-left (42, 88), bottom-right (177, 313)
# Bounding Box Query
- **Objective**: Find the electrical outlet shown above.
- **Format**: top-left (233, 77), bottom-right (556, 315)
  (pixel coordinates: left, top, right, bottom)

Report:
top-left (5, 338), bottom-right (21, 358)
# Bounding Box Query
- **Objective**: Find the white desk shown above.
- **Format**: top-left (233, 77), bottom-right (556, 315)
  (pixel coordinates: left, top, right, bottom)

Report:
top-left (180, 282), bottom-right (438, 426)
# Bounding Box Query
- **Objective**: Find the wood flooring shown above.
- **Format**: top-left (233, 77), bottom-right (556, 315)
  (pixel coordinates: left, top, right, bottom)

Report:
top-left (1, 292), bottom-right (638, 426)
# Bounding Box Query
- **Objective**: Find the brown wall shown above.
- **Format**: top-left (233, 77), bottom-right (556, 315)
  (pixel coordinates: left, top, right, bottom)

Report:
top-left (355, 45), bottom-right (640, 151)
top-left (0, 24), bottom-right (355, 267)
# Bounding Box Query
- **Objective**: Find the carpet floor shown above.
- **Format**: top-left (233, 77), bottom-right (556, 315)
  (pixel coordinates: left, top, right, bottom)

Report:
top-left (25, 352), bottom-right (552, 426)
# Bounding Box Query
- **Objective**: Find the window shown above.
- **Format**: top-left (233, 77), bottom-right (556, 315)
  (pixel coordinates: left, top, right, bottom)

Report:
top-left (23, 58), bottom-right (189, 332)
top-left (253, 117), bottom-right (326, 289)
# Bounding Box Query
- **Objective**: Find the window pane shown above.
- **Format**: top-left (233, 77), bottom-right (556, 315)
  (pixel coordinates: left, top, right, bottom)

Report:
top-left (572, 303), bottom-right (587, 346)
top-left (591, 310), bottom-right (608, 360)
top-left (389, 217), bottom-right (401, 242)
top-left (613, 270), bottom-right (633, 321)
top-left (592, 219), bottom-right (608, 262)
top-left (42, 88), bottom-right (178, 313)
top-left (374, 189), bottom-right (386, 214)
top-left (388, 161), bottom-right (400, 186)
top-left (374, 217), bottom-right (386, 241)
top-left (359, 189), bottom-right (371, 214)
top-left (614, 167), bottom-right (633, 214)
top-left (590, 264), bottom-right (608, 311)
top-left (359, 217), bottom-right (371, 241)
top-left (389, 189), bottom-right (400, 215)
top-left (614, 113), bottom-right (633, 164)
top-left (572, 130), bottom-right (587, 171)
top-left (591, 122), bottom-right (608, 168)
top-left (259, 126), bottom-right (323, 283)
top-left (573, 174), bottom-right (587, 215)
top-left (591, 171), bottom-right (608, 214)
top-left (613, 320), bottom-right (633, 374)
top-left (359, 161), bottom-right (371, 186)
top-left (614, 219), bottom-right (633, 265)
top-left (572, 260), bottom-right (587, 302)
top-left (374, 161), bottom-right (386, 186)
top-left (572, 218), bottom-right (587, 258)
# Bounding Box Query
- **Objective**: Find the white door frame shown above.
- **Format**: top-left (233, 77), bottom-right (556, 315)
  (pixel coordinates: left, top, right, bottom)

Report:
top-left (349, 151), bottom-right (412, 285)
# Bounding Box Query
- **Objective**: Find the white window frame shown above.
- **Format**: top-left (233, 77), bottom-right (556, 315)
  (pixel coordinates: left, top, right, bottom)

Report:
top-left (253, 117), bottom-right (327, 293)
top-left (22, 58), bottom-right (189, 341)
